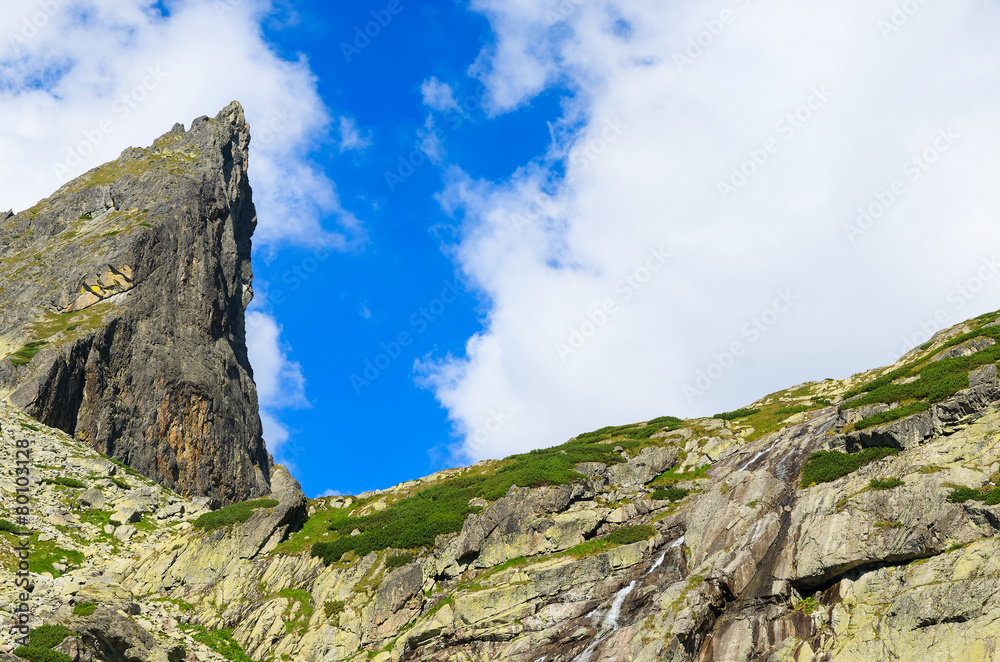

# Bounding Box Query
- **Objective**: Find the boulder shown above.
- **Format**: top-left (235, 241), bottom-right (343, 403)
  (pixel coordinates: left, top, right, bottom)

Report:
top-left (71, 607), bottom-right (186, 662)
top-left (79, 488), bottom-right (106, 509)
top-left (607, 446), bottom-right (679, 487)
top-left (237, 464), bottom-right (308, 558)
top-left (112, 508), bottom-right (142, 525)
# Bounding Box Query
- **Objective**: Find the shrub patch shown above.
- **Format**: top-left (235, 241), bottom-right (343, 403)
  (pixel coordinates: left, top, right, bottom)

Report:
top-left (800, 448), bottom-right (899, 487)
top-left (869, 478), bottom-right (905, 491)
top-left (650, 487), bottom-right (690, 502)
top-left (948, 485), bottom-right (1000, 505)
top-left (192, 499), bottom-right (280, 532)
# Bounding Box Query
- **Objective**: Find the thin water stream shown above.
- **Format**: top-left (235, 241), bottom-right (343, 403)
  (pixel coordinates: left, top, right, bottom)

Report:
top-left (571, 535), bottom-right (685, 661)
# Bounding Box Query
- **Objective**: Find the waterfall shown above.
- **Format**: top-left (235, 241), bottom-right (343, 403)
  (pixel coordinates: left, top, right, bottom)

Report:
top-left (573, 536), bottom-right (684, 661)
top-left (738, 440), bottom-right (781, 472)
top-left (602, 580), bottom-right (637, 628)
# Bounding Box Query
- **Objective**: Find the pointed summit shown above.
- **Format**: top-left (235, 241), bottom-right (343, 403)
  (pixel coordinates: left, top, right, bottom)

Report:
top-left (0, 103), bottom-right (271, 504)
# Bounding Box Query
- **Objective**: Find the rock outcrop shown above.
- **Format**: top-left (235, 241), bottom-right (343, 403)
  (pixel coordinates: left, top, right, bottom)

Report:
top-left (0, 103), bottom-right (271, 504)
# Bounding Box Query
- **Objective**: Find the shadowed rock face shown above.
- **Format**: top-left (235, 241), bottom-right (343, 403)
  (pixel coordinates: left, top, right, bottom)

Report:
top-left (0, 102), bottom-right (271, 504)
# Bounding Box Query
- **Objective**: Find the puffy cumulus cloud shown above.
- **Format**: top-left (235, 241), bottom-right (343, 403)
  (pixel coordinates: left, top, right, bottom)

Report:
top-left (423, 0), bottom-right (1000, 462)
top-left (0, 0), bottom-right (363, 250)
top-left (246, 309), bottom-right (308, 463)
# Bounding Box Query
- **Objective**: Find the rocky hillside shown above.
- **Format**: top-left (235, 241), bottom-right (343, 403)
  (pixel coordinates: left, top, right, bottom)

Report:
top-left (0, 102), bottom-right (271, 505)
top-left (4, 306), bottom-right (1000, 661)
top-left (5, 106), bottom-right (1000, 661)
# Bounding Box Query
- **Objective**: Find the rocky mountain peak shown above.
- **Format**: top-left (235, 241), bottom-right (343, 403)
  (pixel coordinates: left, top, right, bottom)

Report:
top-left (0, 101), bottom-right (271, 505)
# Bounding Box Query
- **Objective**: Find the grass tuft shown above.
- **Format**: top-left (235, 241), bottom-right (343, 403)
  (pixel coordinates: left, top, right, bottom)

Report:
top-left (44, 477), bottom-right (86, 489)
top-left (854, 402), bottom-right (931, 430)
top-left (0, 518), bottom-right (23, 534)
top-left (12, 647), bottom-right (73, 662)
top-left (29, 625), bottom-right (73, 649)
top-left (713, 408), bottom-right (759, 421)
top-left (559, 525), bottom-right (657, 558)
top-left (324, 600), bottom-right (346, 619)
top-left (869, 477), bottom-right (905, 491)
top-left (948, 485), bottom-right (1000, 505)
top-left (72, 602), bottom-right (96, 616)
top-left (9, 340), bottom-right (48, 366)
top-left (385, 552), bottom-right (417, 569)
top-left (179, 625), bottom-right (259, 662)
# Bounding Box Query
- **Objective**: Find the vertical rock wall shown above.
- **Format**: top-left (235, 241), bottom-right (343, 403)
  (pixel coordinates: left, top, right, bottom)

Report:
top-left (0, 102), bottom-right (271, 504)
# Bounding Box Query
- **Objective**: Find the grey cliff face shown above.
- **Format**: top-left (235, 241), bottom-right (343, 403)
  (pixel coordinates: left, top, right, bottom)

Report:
top-left (0, 102), bottom-right (271, 504)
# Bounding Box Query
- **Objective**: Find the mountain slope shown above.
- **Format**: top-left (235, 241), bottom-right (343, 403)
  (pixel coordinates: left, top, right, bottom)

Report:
top-left (4, 309), bottom-right (1000, 661)
top-left (0, 103), bottom-right (270, 504)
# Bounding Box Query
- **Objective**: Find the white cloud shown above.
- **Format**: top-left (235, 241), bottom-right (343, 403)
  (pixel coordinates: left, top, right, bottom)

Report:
top-left (316, 488), bottom-right (343, 498)
top-left (0, 0), bottom-right (363, 250)
top-left (423, 0), bottom-right (1000, 463)
top-left (338, 115), bottom-right (372, 153)
top-left (259, 409), bottom-right (293, 466)
top-left (246, 309), bottom-right (308, 463)
top-left (418, 115), bottom-right (446, 164)
top-left (420, 76), bottom-right (460, 113)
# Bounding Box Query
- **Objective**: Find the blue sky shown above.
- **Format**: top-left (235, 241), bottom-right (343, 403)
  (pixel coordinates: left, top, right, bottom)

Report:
top-left (4, 0), bottom-right (1000, 498)
top-left (249, 0), bottom-right (569, 493)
